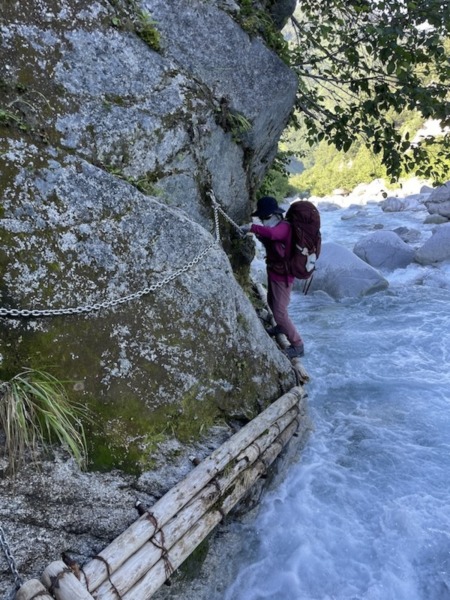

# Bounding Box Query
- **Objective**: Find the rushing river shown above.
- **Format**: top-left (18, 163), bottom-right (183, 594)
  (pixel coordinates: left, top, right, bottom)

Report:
top-left (223, 200), bottom-right (450, 600)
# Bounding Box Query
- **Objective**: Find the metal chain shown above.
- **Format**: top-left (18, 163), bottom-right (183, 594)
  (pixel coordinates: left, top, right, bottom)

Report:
top-left (0, 196), bottom-right (233, 319)
top-left (208, 191), bottom-right (244, 236)
top-left (0, 524), bottom-right (23, 590)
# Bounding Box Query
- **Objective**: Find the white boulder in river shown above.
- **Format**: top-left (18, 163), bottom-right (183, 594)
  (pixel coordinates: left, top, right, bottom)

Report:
top-left (353, 230), bottom-right (415, 270)
top-left (415, 223), bottom-right (450, 265)
top-left (424, 181), bottom-right (450, 220)
top-left (308, 242), bottom-right (389, 300)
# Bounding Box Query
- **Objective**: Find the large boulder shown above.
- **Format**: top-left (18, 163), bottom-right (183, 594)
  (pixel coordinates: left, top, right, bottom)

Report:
top-left (0, 0), bottom-right (298, 472)
top-left (308, 242), bottom-right (389, 300)
top-left (380, 195), bottom-right (424, 212)
top-left (415, 223), bottom-right (450, 265)
top-left (424, 181), bottom-right (450, 220)
top-left (353, 231), bottom-right (415, 270)
top-left (0, 2), bottom-right (303, 596)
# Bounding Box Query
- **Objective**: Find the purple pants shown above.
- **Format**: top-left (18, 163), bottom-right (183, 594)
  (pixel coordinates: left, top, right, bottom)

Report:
top-left (267, 279), bottom-right (302, 347)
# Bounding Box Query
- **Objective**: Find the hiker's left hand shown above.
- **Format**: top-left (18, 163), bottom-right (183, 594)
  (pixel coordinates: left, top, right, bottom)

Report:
top-left (240, 224), bottom-right (252, 234)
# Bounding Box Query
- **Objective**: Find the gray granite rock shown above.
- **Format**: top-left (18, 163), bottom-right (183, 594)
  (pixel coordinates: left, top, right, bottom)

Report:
top-left (0, 0), bottom-right (298, 472)
top-left (415, 223), bottom-right (450, 265)
top-left (393, 227), bottom-right (422, 244)
top-left (0, 2), bottom-right (300, 593)
top-left (353, 230), bottom-right (415, 270)
top-left (424, 181), bottom-right (450, 219)
top-left (309, 242), bottom-right (389, 300)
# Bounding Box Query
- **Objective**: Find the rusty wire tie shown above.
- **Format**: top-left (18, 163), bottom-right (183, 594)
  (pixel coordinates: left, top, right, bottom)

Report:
top-left (89, 555), bottom-right (122, 599)
top-left (146, 512), bottom-right (174, 580)
top-left (48, 567), bottom-right (72, 594)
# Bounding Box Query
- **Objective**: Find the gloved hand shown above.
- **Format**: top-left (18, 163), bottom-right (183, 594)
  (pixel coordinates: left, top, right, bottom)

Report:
top-left (240, 224), bottom-right (252, 235)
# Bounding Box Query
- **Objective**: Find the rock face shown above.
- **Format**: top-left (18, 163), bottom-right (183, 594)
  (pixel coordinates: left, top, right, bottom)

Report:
top-left (0, 0), bottom-right (298, 472)
top-left (0, 2), bottom-right (301, 595)
top-left (309, 242), bottom-right (389, 300)
top-left (353, 231), bottom-right (415, 270)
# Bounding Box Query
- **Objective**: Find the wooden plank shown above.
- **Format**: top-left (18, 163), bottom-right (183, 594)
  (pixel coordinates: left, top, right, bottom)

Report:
top-left (122, 512), bottom-right (223, 600)
top-left (41, 561), bottom-right (95, 600)
top-left (94, 407), bottom-right (300, 600)
top-left (82, 386), bottom-right (303, 593)
top-left (121, 417), bottom-right (299, 599)
top-left (16, 579), bottom-right (54, 600)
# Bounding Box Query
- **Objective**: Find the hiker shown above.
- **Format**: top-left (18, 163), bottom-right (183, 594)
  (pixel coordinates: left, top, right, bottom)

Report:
top-left (241, 196), bottom-right (304, 359)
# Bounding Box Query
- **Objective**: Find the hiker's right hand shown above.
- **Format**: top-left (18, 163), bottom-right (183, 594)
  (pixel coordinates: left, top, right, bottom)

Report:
top-left (240, 224), bottom-right (252, 234)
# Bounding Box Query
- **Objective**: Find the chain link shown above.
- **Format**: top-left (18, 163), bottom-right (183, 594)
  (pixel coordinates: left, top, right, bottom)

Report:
top-left (0, 195), bottom-right (238, 319)
top-left (208, 190), bottom-right (244, 236)
top-left (0, 525), bottom-right (23, 590)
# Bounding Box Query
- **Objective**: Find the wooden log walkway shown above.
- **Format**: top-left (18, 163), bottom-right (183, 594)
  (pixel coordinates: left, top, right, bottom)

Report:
top-left (16, 385), bottom-right (308, 600)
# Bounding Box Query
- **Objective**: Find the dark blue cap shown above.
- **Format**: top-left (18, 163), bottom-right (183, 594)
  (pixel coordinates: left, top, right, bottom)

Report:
top-left (251, 196), bottom-right (284, 219)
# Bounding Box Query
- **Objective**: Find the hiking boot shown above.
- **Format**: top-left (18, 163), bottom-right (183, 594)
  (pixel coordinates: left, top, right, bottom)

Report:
top-left (283, 344), bottom-right (305, 359)
top-left (266, 325), bottom-right (284, 337)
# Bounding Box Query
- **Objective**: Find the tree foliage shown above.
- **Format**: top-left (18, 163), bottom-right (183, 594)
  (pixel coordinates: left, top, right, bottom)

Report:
top-left (257, 150), bottom-right (301, 200)
top-left (284, 0), bottom-right (450, 183)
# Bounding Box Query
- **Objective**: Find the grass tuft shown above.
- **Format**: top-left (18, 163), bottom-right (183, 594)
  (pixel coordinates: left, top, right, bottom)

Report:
top-left (0, 369), bottom-right (89, 475)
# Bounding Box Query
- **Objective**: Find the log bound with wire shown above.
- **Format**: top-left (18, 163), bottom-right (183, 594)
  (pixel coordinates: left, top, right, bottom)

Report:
top-left (15, 386), bottom-right (308, 600)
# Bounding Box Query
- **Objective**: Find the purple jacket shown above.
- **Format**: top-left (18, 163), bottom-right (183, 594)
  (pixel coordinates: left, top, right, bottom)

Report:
top-left (250, 221), bottom-right (294, 283)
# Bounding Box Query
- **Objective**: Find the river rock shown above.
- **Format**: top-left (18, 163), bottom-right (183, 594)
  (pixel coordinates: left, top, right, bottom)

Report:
top-left (380, 197), bottom-right (404, 212)
top-left (380, 195), bottom-right (424, 212)
top-left (424, 214), bottom-right (449, 224)
top-left (415, 223), bottom-right (450, 265)
top-left (308, 242), bottom-right (389, 299)
top-left (353, 231), bottom-right (415, 270)
top-left (393, 227), bottom-right (422, 244)
top-left (340, 205), bottom-right (368, 220)
top-left (351, 178), bottom-right (388, 202)
top-left (316, 201), bottom-right (342, 212)
top-left (424, 181), bottom-right (450, 219)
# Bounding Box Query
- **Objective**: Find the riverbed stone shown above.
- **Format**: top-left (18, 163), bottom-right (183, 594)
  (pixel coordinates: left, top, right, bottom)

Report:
top-left (424, 214), bottom-right (449, 224)
top-left (308, 242), bottom-right (389, 299)
top-left (353, 231), bottom-right (415, 270)
top-left (424, 180), bottom-right (450, 219)
top-left (415, 223), bottom-right (450, 265)
top-left (393, 227), bottom-right (422, 244)
top-left (380, 194), bottom-right (425, 212)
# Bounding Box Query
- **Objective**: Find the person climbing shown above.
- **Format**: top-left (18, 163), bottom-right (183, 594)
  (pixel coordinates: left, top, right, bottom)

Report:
top-left (241, 196), bottom-right (304, 359)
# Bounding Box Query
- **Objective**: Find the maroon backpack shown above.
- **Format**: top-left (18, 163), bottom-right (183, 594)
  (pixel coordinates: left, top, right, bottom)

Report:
top-left (285, 200), bottom-right (321, 280)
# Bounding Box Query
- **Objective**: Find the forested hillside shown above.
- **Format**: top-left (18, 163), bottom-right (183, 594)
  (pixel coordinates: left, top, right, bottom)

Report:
top-left (284, 114), bottom-right (450, 197)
